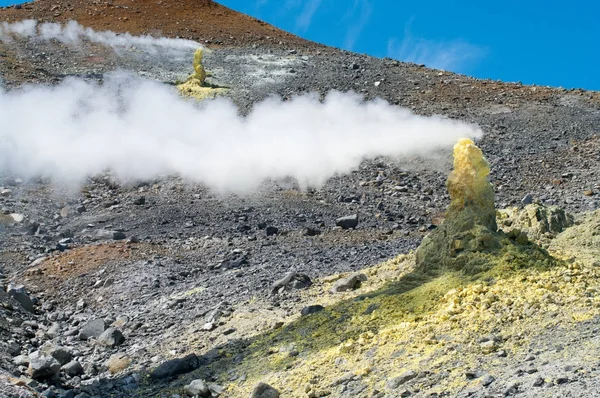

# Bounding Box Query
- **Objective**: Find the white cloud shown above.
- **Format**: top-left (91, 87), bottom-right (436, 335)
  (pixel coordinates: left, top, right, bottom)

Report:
top-left (296, 0), bottom-right (323, 32)
top-left (0, 20), bottom-right (199, 54)
top-left (343, 0), bottom-right (372, 50)
top-left (0, 73), bottom-right (483, 193)
top-left (387, 22), bottom-right (486, 73)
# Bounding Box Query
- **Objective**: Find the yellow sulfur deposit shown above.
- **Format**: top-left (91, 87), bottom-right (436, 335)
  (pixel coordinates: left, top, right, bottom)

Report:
top-left (177, 48), bottom-right (228, 100)
top-left (192, 48), bottom-right (207, 85)
top-left (147, 139), bottom-right (599, 398)
top-left (446, 138), bottom-right (496, 229)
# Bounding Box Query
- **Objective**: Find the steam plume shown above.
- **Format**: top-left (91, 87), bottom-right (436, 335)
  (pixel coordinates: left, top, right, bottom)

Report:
top-left (0, 73), bottom-right (483, 193)
top-left (0, 20), bottom-right (200, 53)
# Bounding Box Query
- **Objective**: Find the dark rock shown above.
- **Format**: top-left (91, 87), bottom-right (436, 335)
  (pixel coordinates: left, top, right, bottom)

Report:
top-left (7, 341), bottom-right (21, 356)
top-left (504, 381), bottom-right (519, 395)
top-left (97, 327), bottom-right (125, 347)
top-left (386, 371), bottom-right (418, 389)
top-left (265, 226), bottom-right (279, 236)
top-left (302, 227), bottom-right (320, 236)
top-left (184, 379), bottom-right (210, 397)
top-left (250, 382), bottom-right (280, 398)
top-left (481, 374), bottom-right (495, 386)
top-left (78, 319), bottom-right (106, 340)
top-left (301, 305), bottom-right (325, 316)
top-left (149, 353), bottom-right (200, 380)
top-left (28, 351), bottom-right (61, 379)
top-left (555, 377), bottom-right (569, 385)
top-left (336, 214), bottom-right (358, 229)
top-left (41, 344), bottom-right (72, 365)
top-left (330, 274), bottom-right (367, 293)
top-left (112, 231), bottom-right (127, 240)
top-left (271, 271), bottom-right (312, 293)
top-left (521, 193), bottom-right (534, 205)
top-left (133, 196), bottom-right (146, 205)
top-left (7, 284), bottom-right (35, 312)
top-left (62, 360), bottom-right (84, 377)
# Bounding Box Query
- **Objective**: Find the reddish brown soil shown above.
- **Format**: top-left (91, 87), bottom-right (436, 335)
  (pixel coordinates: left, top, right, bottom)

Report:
top-left (25, 242), bottom-right (147, 282)
top-left (0, 0), bottom-right (318, 49)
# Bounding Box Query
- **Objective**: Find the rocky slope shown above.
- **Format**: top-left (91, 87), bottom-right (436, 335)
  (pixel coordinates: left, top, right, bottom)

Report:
top-left (1, 1), bottom-right (600, 398)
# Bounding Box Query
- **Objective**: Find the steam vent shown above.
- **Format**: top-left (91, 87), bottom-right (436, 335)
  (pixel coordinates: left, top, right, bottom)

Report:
top-left (177, 48), bottom-right (227, 99)
top-left (416, 138), bottom-right (504, 272)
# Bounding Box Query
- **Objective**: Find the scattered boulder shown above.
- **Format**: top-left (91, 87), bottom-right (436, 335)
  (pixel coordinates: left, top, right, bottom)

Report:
top-left (112, 231), bottom-right (127, 240)
top-left (78, 319), bottom-right (106, 340)
top-left (62, 360), bottom-right (84, 377)
top-left (97, 327), bottom-right (125, 347)
top-left (149, 353), bottom-right (200, 380)
top-left (184, 379), bottom-right (211, 397)
top-left (13, 354), bottom-right (30, 366)
top-left (497, 204), bottom-right (574, 241)
top-left (106, 353), bottom-right (131, 374)
top-left (301, 305), bottom-right (325, 316)
top-left (250, 382), bottom-right (280, 398)
top-left (7, 284), bottom-right (35, 313)
top-left (386, 371), bottom-right (418, 389)
top-left (40, 344), bottom-right (72, 365)
top-left (302, 227), bottom-right (320, 236)
top-left (133, 196), bottom-right (146, 205)
top-left (271, 271), bottom-right (312, 294)
top-left (265, 226), bottom-right (279, 236)
top-left (336, 214), bottom-right (358, 229)
top-left (521, 193), bottom-right (533, 205)
top-left (93, 229), bottom-right (126, 241)
top-left (330, 274), bottom-right (367, 293)
top-left (481, 374), bottom-right (496, 386)
top-left (28, 351), bottom-right (61, 379)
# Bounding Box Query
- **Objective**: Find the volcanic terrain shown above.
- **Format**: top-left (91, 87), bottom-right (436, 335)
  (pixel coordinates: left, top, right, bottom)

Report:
top-left (1, 1), bottom-right (600, 398)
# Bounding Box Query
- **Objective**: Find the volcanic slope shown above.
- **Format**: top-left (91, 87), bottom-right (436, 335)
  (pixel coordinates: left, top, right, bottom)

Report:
top-left (1, 1), bottom-right (600, 398)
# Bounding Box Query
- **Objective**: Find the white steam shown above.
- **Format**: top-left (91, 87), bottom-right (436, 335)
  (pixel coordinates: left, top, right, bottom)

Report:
top-left (0, 20), bottom-right (200, 53)
top-left (0, 74), bottom-right (483, 193)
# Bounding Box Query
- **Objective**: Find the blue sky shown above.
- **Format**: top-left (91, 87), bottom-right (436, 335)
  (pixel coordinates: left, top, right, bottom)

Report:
top-left (1, 0), bottom-right (598, 90)
top-left (218, 0), bottom-right (599, 91)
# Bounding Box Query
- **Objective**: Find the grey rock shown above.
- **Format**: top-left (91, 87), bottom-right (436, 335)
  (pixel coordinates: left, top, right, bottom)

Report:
top-left (330, 274), bottom-right (367, 293)
top-left (208, 383), bottom-right (225, 396)
top-left (97, 327), bottom-right (125, 347)
top-left (7, 340), bottom-right (21, 356)
top-left (149, 353), bottom-right (200, 380)
top-left (386, 371), bottom-right (418, 390)
top-left (112, 231), bottom-right (127, 240)
top-left (62, 360), bottom-right (84, 377)
top-left (47, 322), bottom-right (61, 337)
top-left (250, 382), bottom-right (279, 398)
top-left (41, 344), bottom-right (72, 365)
top-left (302, 227), bottom-right (320, 236)
top-left (521, 193), bottom-right (534, 205)
top-left (7, 283), bottom-right (35, 312)
top-left (265, 226), bottom-right (279, 236)
top-left (301, 305), bottom-right (325, 316)
top-left (78, 319), bottom-right (106, 340)
top-left (481, 374), bottom-right (495, 386)
top-left (184, 379), bottom-right (210, 397)
top-left (28, 351), bottom-right (61, 379)
top-left (13, 354), bottom-right (30, 366)
top-left (504, 381), bottom-right (520, 395)
top-left (271, 271), bottom-right (312, 293)
top-left (336, 214), bottom-right (358, 229)
top-left (133, 196), bottom-right (146, 205)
